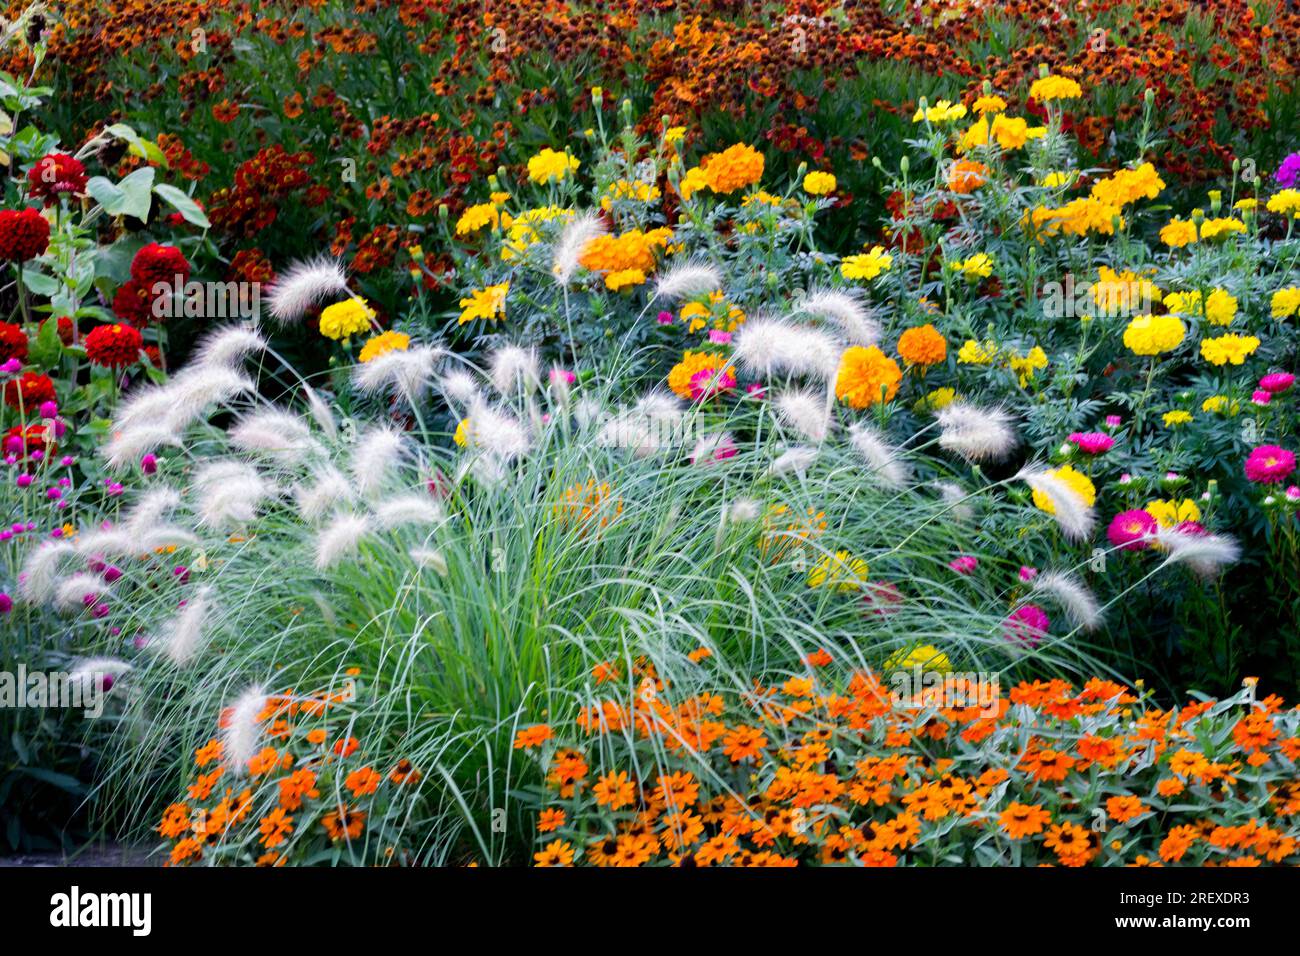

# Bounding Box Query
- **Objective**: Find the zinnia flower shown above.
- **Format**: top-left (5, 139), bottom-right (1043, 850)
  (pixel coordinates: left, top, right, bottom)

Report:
top-left (1244, 445), bottom-right (1296, 484)
top-left (3, 371), bottom-right (56, 410)
top-left (1003, 605), bottom-right (1050, 647)
top-left (1107, 509), bottom-right (1158, 550)
top-left (1068, 432), bottom-right (1113, 455)
top-left (0, 207), bottom-right (50, 261)
top-left (28, 152), bottom-right (88, 203)
top-left (84, 323), bottom-right (143, 368)
top-left (130, 242), bottom-right (191, 288)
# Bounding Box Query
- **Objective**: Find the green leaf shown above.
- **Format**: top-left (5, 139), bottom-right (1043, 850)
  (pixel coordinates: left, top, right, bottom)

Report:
top-left (19, 268), bottom-right (59, 297)
top-left (87, 167), bottom-right (155, 221)
top-left (27, 311), bottom-right (62, 368)
top-left (103, 122), bottom-right (167, 167)
top-left (153, 183), bottom-right (210, 228)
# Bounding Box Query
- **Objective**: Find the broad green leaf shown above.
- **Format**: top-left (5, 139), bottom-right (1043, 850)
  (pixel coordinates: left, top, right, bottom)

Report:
top-left (154, 183), bottom-right (210, 228)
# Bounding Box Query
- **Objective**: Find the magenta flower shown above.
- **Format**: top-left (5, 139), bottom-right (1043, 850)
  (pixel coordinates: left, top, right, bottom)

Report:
top-left (1276, 151), bottom-right (1300, 189)
top-left (949, 555), bottom-right (978, 575)
top-left (39, 401), bottom-right (58, 419)
top-left (862, 582), bottom-right (903, 616)
top-left (1252, 390), bottom-right (1271, 406)
top-left (1104, 414), bottom-right (1122, 429)
top-left (707, 329), bottom-right (733, 345)
top-left (745, 382), bottom-right (767, 400)
top-left (140, 453), bottom-right (158, 474)
top-left (1259, 372), bottom-right (1295, 394)
top-left (656, 310), bottom-right (674, 325)
top-left (1107, 509), bottom-right (1158, 550)
top-left (1067, 431), bottom-right (1114, 455)
top-left (1003, 605), bottom-right (1050, 647)
top-left (1, 358), bottom-right (21, 374)
top-left (0, 592), bottom-right (11, 614)
top-left (1018, 565), bottom-right (1038, 582)
top-left (688, 365), bottom-right (735, 401)
top-left (1245, 445), bottom-right (1297, 484)
top-left (548, 367), bottom-right (576, 387)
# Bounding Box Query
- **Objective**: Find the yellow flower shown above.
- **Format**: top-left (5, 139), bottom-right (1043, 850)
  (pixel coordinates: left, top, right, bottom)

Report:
top-left (319, 296), bottom-right (375, 341)
top-left (885, 645), bottom-right (951, 672)
top-left (605, 267), bottom-right (646, 291)
top-left (1199, 217), bottom-right (1246, 240)
top-left (971, 94), bottom-right (1007, 115)
top-left (807, 550), bottom-right (869, 591)
top-left (957, 339), bottom-right (997, 365)
top-left (667, 350), bottom-right (727, 400)
top-left (1041, 170), bottom-right (1076, 188)
top-left (1122, 314), bottom-right (1185, 356)
top-left (677, 165), bottom-right (710, 201)
top-left (990, 114), bottom-right (1044, 149)
top-left (455, 203), bottom-right (499, 236)
top-left (1200, 333), bottom-right (1259, 366)
top-left (1052, 196), bottom-right (1122, 236)
top-left (835, 346), bottom-right (901, 408)
top-left (1145, 498), bottom-right (1200, 528)
top-left (527, 147), bottom-right (579, 184)
top-left (1201, 395), bottom-right (1238, 415)
top-left (457, 282), bottom-right (509, 325)
top-left (841, 246), bottom-right (893, 281)
top-left (1009, 346), bottom-right (1048, 386)
top-left (1271, 287), bottom-right (1300, 319)
top-left (453, 418), bottom-right (471, 447)
top-left (1161, 410), bottom-right (1193, 428)
top-left (1204, 288), bottom-right (1238, 326)
top-left (1089, 163), bottom-right (1164, 207)
top-left (664, 126), bottom-right (686, 145)
top-left (1031, 465), bottom-right (1096, 514)
top-left (950, 252), bottom-right (993, 279)
top-left (912, 99), bottom-right (967, 123)
top-left (803, 171), bottom-right (837, 195)
top-left (1094, 267), bottom-right (1160, 315)
top-left (698, 142), bottom-right (764, 194)
top-left (600, 179), bottom-right (660, 210)
top-left (1159, 218), bottom-right (1198, 247)
top-left (1266, 189), bottom-right (1300, 217)
top-left (358, 330), bottom-right (409, 363)
top-left (1029, 75), bottom-right (1083, 101)
top-left (579, 228), bottom-right (670, 274)
top-left (914, 386), bottom-right (959, 413)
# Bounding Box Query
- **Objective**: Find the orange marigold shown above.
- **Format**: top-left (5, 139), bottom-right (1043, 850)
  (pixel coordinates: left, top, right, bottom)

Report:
top-left (835, 345), bottom-right (902, 408)
top-left (699, 143), bottom-right (765, 194)
top-left (896, 324), bottom-right (947, 366)
top-left (947, 159), bottom-right (988, 194)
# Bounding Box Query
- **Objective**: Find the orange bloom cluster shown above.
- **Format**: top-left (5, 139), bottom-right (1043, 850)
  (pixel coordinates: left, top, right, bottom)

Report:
top-left (522, 666), bottom-right (1300, 867)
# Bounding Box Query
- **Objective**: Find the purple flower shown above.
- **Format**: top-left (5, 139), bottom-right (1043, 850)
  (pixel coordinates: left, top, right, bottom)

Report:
top-left (1, 358), bottom-right (21, 374)
top-left (102, 565), bottom-right (123, 583)
top-left (140, 453), bottom-right (158, 475)
top-left (1252, 390), bottom-right (1271, 406)
top-left (1276, 151), bottom-right (1300, 189)
top-left (1104, 414), bottom-right (1123, 429)
top-left (656, 310), bottom-right (674, 326)
top-left (0, 592), bottom-right (11, 614)
top-left (15, 473), bottom-right (32, 489)
top-left (1245, 445), bottom-right (1296, 484)
top-left (1018, 565), bottom-right (1038, 582)
top-left (38, 401), bottom-right (58, 419)
top-left (707, 329), bottom-right (733, 344)
top-left (1003, 605), bottom-right (1050, 647)
top-left (173, 565), bottom-right (190, 584)
top-left (1067, 431), bottom-right (1114, 455)
top-left (1259, 372), bottom-right (1295, 394)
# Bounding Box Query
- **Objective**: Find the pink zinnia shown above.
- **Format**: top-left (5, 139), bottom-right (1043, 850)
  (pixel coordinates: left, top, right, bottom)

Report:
top-left (1018, 565), bottom-right (1038, 582)
top-left (1104, 414), bottom-right (1122, 429)
top-left (949, 555), bottom-right (978, 575)
top-left (688, 365), bottom-right (735, 401)
top-left (1067, 431), bottom-right (1114, 455)
top-left (1245, 445), bottom-right (1296, 484)
top-left (1259, 372), bottom-right (1294, 394)
top-left (1003, 605), bottom-right (1050, 647)
top-left (1107, 509), bottom-right (1158, 550)
top-left (707, 329), bottom-right (733, 344)
top-left (1252, 390), bottom-right (1271, 406)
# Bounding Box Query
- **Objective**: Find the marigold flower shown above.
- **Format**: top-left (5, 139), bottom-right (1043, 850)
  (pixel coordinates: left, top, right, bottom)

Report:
top-left (698, 143), bottom-right (764, 194)
top-left (358, 330), bottom-right (409, 363)
top-left (840, 246), bottom-right (892, 281)
top-left (1122, 314), bottom-right (1185, 356)
top-left (807, 550), bottom-right (869, 591)
top-left (667, 350), bottom-right (727, 400)
top-left (319, 296), bottom-right (376, 340)
top-left (803, 171), bottom-right (836, 195)
top-left (1029, 74), bottom-right (1083, 101)
top-left (896, 324), bottom-right (947, 366)
top-left (527, 147), bottom-right (579, 184)
top-left (1200, 333), bottom-right (1259, 366)
top-left (946, 159), bottom-right (987, 194)
top-left (1159, 218), bottom-right (1198, 247)
top-left (457, 282), bottom-right (508, 325)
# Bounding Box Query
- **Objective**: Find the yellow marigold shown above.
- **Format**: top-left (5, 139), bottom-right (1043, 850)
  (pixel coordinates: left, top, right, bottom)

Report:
top-left (678, 165), bottom-right (710, 200)
top-left (1089, 163), bottom-right (1165, 207)
top-left (1122, 314), bottom-right (1185, 356)
top-left (667, 350), bottom-right (727, 400)
top-left (835, 345), bottom-right (901, 408)
top-left (803, 171), bottom-right (837, 195)
top-left (1266, 189), bottom-right (1300, 217)
top-left (1029, 75), bottom-right (1083, 101)
top-left (1272, 287), bottom-right (1300, 318)
top-left (1204, 288), bottom-right (1238, 326)
top-left (579, 228), bottom-right (670, 274)
top-left (1201, 395), bottom-right (1238, 415)
top-left (1031, 465), bottom-right (1096, 514)
top-left (1160, 218), bottom-right (1198, 247)
top-left (1199, 217), bottom-right (1246, 240)
top-left (527, 147), bottom-right (579, 184)
top-left (990, 114), bottom-right (1044, 150)
top-left (455, 203), bottom-right (499, 236)
top-left (1053, 197), bottom-right (1122, 236)
top-left (319, 296), bottom-right (376, 341)
top-left (1200, 333), bottom-right (1259, 366)
top-left (951, 252), bottom-right (994, 279)
top-left (457, 282), bottom-right (509, 325)
top-left (601, 179), bottom-right (660, 210)
top-left (554, 479), bottom-right (623, 536)
top-left (1041, 170), bottom-right (1076, 188)
top-left (605, 268), bottom-right (646, 291)
top-left (453, 418), bottom-right (471, 447)
top-left (501, 205), bottom-right (574, 260)
top-left (896, 324), bottom-right (947, 366)
top-left (759, 504), bottom-right (827, 562)
top-left (841, 246), bottom-right (893, 281)
top-left (915, 386), bottom-right (959, 413)
top-left (1094, 267), bottom-right (1160, 315)
top-left (807, 550), bottom-right (869, 591)
top-left (971, 94), bottom-right (1006, 115)
top-left (664, 126), bottom-right (686, 145)
top-left (1145, 498), bottom-right (1200, 528)
top-left (957, 339), bottom-right (997, 364)
top-left (1009, 346), bottom-right (1048, 386)
top-left (947, 159), bottom-right (988, 194)
top-left (912, 99), bottom-right (966, 123)
top-left (1161, 410), bottom-right (1193, 428)
top-left (358, 330), bottom-right (409, 363)
top-left (885, 645), bottom-right (951, 673)
top-left (699, 143), bottom-right (765, 194)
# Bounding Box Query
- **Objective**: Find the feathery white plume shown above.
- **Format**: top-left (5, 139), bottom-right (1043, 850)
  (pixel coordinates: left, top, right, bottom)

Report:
top-left (597, 415), bottom-right (660, 458)
top-left (933, 481), bottom-right (974, 521)
top-left (798, 288), bottom-right (881, 346)
top-left (488, 345), bottom-right (541, 395)
top-left (160, 366), bottom-right (255, 434)
top-left (409, 547), bottom-right (449, 576)
top-left (463, 453), bottom-right (509, 488)
top-left (1157, 529), bottom-right (1240, 576)
top-left (191, 324), bottom-right (267, 369)
top-left (688, 432), bottom-right (736, 465)
top-left (1017, 466), bottom-right (1095, 541)
top-left (221, 685), bottom-right (267, 775)
top-left (573, 397), bottom-right (605, 430)
top-left (1032, 571), bottom-right (1103, 631)
top-left (134, 525), bottom-right (199, 551)
top-left (653, 260), bottom-right (721, 301)
top-left (728, 498), bottom-right (763, 523)
top-left (552, 212), bottom-right (607, 285)
top-left (351, 425), bottom-right (406, 496)
top-left (936, 403), bottom-right (1018, 462)
top-left (375, 494), bottom-right (444, 529)
top-left (733, 317), bottom-right (842, 380)
top-left (635, 390), bottom-right (685, 425)
top-left (315, 513), bottom-right (371, 569)
top-left (124, 487), bottom-right (182, 533)
top-left (114, 384), bottom-right (181, 434)
top-left (266, 256), bottom-right (349, 324)
top-left (18, 541), bottom-right (74, 603)
top-left (103, 426), bottom-right (183, 470)
top-left (54, 573), bottom-right (112, 613)
top-left (74, 528), bottom-right (136, 560)
top-left (158, 587), bottom-right (213, 667)
top-left (439, 369), bottom-right (480, 406)
top-left (68, 657), bottom-right (131, 696)
top-left (295, 466), bottom-right (354, 521)
top-left (353, 345), bottom-right (442, 403)
top-left (776, 389), bottom-right (831, 442)
top-left (302, 385), bottom-right (338, 441)
top-left (194, 461), bottom-right (272, 528)
top-left (770, 446), bottom-right (819, 477)
top-left (466, 398), bottom-right (531, 461)
top-left (847, 423), bottom-right (909, 489)
top-left (228, 408), bottom-right (314, 462)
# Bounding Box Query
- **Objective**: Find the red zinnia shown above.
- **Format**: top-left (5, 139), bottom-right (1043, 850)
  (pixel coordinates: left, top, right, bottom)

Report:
top-left (130, 242), bottom-right (191, 289)
top-left (0, 321), bottom-right (28, 363)
top-left (0, 207), bottom-right (50, 261)
top-left (27, 152), bottom-right (88, 203)
top-left (111, 278), bottom-right (157, 326)
top-left (84, 323), bottom-right (143, 368)
top-left (3, 371), bottom-right (56, 410)
top-left (40, 315), bottom-right (75, 346)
